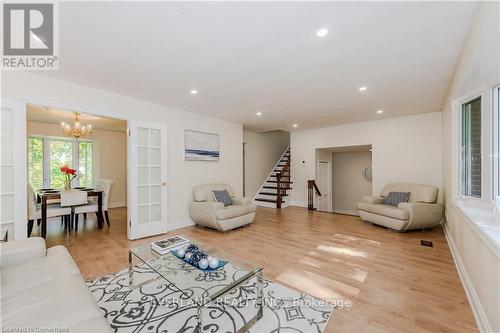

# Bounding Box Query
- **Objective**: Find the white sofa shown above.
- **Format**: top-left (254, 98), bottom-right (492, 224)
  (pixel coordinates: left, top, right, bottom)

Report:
top-left (357, 183), bottom-right (444, 231)
top-left (190, 184), bottom-right (256, 231)
top-left (0, 237), bottom-right (111, 332)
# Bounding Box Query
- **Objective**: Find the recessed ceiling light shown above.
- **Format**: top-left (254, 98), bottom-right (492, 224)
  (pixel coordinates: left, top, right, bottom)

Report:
top-left (256, 111), bottom-right (262, 116)
top-left (316, 28), bottom-right (328, 38)
top-left (190, 89), bottom-right (198, 95)
top-left (293, 124), bottom-right (299, 128)
top-left (376, 109), bottom-right (384, 114)
top-left (359, 86), bottom-right (367, 92)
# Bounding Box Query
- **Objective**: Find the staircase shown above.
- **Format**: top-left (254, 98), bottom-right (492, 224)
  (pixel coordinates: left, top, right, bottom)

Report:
top-left (254, 147), bottom-right (292, 208)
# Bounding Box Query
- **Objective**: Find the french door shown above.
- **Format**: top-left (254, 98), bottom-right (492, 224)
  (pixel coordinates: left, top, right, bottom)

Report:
top-left (128, 120), bottom-right (167, 239)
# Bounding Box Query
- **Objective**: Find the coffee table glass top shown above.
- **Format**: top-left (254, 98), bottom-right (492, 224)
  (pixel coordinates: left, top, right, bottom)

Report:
top-left (129, 236), bottom-right (262, 307)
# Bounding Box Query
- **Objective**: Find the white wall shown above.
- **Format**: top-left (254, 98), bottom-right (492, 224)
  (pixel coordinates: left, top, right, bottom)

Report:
top-left (441, 2), bottom-right (500, 332)
top-left (2, 71), bottom-right (243, 233)
top-left (243, 130), bottom-right (289, 198)
top-left (332, 151), bottom-right (372, 215)
top-left (290, 112), bottom-right (442, 206)
top-left (27, 121), bottom-right (127, 208)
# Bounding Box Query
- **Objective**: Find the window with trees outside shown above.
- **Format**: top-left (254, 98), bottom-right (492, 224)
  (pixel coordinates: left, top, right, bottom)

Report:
top-left (494, 85), bottom-right (500, 199)
top-left (28, 136), bottom-right (94, 190)
top-left (461, 97), bottom-right (482, 198)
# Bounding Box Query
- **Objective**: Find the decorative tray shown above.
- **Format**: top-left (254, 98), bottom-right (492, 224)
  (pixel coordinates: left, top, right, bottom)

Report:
top-left (170, 250), bottom-right (227, 271)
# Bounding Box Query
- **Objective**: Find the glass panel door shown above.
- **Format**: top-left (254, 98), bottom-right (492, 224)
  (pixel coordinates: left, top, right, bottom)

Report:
top-left (128, 121), bottom-right (167, 239)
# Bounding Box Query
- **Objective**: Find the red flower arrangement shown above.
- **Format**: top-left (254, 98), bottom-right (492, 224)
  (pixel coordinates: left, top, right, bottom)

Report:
top-left (60, 165), bottom-right (77, 190)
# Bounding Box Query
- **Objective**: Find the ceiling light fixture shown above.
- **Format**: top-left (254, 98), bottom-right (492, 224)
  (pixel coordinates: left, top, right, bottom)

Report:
top-left (316, 28), bottom-right (329, 38)
top-left (256, 111), bottom-right (263, 116)
top-left (293, 124), bottom-right (299, 128)
top-left (60, 112), bottom-right (93, 139)
top-left (376, 109), bottom-right (384, 114)
top-left (359, 86), bottom-right (367, 92)
top-left (190, 89), bottom-right (198, 95)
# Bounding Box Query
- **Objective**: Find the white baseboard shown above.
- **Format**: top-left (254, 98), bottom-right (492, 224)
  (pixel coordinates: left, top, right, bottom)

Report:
top-left (109, 202), bottom-right (126, 208)
top-left (169, 219), bottom-right (195, 231)
top-left (332, 209), bottom-right (359, 216)
top-left (289, 201), bottom-right (307, 208)
top-left (443, 223), bottom-right (492, 333)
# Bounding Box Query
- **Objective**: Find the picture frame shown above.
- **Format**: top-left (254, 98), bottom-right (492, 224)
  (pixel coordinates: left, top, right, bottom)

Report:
top-left (185, 129), bottom-right (220, 161)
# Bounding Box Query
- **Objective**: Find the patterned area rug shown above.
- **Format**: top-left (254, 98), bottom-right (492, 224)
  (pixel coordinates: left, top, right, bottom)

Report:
top-left (87, 266), bottom-right (334, 333)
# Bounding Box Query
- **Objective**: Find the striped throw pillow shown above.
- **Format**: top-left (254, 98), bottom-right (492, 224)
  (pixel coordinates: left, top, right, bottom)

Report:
top-left (213, 190), bottom-right (232, 207)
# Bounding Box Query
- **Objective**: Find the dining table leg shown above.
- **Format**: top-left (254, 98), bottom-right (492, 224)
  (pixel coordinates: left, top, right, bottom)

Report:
top-left (41, 196), bottom-right (47, 239)
top-left (97, 192), bottom-right (104, 229)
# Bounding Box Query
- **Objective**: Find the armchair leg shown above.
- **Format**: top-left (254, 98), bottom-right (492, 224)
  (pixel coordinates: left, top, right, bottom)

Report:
top-left (75, 214), bottom-right (79, 231)
top-left (27, 219), bottom-right (34, 237)
top-left (37, 218), bottom-right (41, 226)
top-left (83, 213), bottom-right (87, 220)
top-left (61, 216), bottom-right (64, 225)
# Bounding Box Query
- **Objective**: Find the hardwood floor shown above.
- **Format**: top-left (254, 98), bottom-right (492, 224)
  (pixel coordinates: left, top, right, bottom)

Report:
top-left (36, 206), bottom-right (478, 333)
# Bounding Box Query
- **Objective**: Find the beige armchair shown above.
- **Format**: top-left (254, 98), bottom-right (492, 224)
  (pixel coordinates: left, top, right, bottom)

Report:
top-left (190, 184), bottom-right (256, 231)
top-left (357, 183), bottom-right (444, 231)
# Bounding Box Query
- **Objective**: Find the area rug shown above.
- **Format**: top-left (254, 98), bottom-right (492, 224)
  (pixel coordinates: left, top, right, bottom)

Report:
top-left (87, 265), bottom-right (334, 333)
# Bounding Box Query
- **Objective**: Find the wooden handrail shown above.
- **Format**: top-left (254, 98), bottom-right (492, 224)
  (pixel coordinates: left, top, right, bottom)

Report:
top-left (276, 156), bottom-right (291, 209)
top-left (307, 180), bottom-right (322, 210)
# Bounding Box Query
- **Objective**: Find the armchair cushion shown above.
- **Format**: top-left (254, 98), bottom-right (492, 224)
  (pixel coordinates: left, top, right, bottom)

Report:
top-left (357, 202), bottom-right (410, 220)
top-left (216, 204), bottom-right (256, 220)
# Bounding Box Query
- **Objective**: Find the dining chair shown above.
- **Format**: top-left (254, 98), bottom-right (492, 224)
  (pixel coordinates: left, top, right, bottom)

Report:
top-left (96, 179), bottom-right (114, 225)
top-left (60, 190), bottom-right (88, 230)
top-left (27, 184), bottom-right (72, 237)
top-left (80, 179), bottom-right (114, 226)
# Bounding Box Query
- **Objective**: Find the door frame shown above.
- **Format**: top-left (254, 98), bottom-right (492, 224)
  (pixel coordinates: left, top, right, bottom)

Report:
top-left (15, 97), bottom-right (133, 238)
top-left (316, 160), bottom-right (332, 212)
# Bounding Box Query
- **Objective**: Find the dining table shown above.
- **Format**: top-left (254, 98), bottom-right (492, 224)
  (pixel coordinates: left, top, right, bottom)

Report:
top-left (37, 189), bottom-right (104, 239)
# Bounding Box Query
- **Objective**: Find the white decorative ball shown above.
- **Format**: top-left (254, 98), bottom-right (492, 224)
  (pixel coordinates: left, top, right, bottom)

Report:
top-left (208, 257), bottom-right (219, 269)
top-left (176, 248), bottom-right (186, 258)
top-left (185, 252), bottom-right (193, 261)
top-left (198, 258), bottom-right (209, 269)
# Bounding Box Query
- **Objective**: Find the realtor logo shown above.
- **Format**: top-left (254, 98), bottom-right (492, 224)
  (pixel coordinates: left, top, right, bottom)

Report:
top-left (2, 2), bottom-right (58, 70)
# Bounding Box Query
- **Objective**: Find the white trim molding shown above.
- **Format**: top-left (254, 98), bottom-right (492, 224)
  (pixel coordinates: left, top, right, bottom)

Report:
top-left (443, 223), bottom-right (493, 333)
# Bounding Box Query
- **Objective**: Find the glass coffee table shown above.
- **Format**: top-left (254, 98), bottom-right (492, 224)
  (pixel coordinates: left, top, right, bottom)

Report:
top-left (128, 236), bottom-right (263, 333)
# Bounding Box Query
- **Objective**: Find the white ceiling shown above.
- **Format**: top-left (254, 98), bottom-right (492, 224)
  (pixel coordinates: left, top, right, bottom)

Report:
top-left (27, 104), bottom-right (127, 132)
top-left (40, 1), bottom-right (477, 132)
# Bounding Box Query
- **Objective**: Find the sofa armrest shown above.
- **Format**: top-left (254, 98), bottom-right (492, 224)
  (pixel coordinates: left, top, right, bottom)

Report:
top-left (398, 202), bottom-right (444, 229)
top-left (232, 197), bottom-right (251, 206)
top-left (190, 201), bottom-right (225, 229)
top-left (362, 196), bottom-right (385, 204)
top-left (0, 237), bottom-right (46, 269)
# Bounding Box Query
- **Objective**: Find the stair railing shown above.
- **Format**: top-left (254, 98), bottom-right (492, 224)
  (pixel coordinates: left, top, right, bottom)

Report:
top-left (307, 180), bottom-right (322, 210)
top-left (276, 156), bottom-right (291, 209)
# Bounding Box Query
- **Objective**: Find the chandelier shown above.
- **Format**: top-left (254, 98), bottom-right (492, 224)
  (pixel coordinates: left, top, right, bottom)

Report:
top-left (60, 112), bottom-right (93, 139)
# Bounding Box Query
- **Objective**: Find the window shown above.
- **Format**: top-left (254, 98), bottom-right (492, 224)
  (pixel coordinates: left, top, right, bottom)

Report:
top-left (28, 137), bottom-right (43, 190)
top-left (28, 136), bottom-right (94, 190)
top-left (461, 97), bottom-right (482, 198)
top-left (494, 85), bottom-right (500, 198)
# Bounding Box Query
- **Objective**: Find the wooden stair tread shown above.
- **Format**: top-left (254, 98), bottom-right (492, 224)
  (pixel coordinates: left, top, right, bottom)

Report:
top-left (263, 186), bottom-right (292, 190)
top-left (255, 198), bottom-right (285, 203)
top-left (267, 180), bottom-right (293, 184)
top-left (258, 192), bottom-right (288, 196)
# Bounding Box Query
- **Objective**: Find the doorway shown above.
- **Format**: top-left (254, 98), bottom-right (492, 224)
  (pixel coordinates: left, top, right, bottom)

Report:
top-left (315, 145), bottom-right (372, 215)
top-left (27, 104), bottom-right (129, 239)
top-left (23, 102), bottom-right (168, 241)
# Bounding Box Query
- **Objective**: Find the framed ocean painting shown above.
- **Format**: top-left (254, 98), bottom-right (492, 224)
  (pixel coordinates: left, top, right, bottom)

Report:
top-left (185, 130), bottom-right (220, 161)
